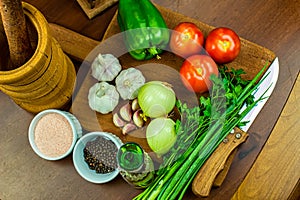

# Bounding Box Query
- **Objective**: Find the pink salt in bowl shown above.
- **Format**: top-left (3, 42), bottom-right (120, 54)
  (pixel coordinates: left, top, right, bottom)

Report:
top-left (28, 109), bottom-right (82, 161)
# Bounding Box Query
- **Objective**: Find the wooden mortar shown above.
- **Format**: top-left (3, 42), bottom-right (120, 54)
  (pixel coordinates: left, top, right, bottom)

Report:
top-left (0, 2), bottom-right (76, 113)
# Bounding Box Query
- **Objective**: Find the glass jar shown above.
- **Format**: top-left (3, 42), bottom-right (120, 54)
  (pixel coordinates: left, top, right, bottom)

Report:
top-left (117, 142), bottom-right (155, 189)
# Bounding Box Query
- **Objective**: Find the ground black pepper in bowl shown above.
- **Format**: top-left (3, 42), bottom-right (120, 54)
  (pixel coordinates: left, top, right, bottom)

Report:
top-left (83, 136), bottom-right (118, 174)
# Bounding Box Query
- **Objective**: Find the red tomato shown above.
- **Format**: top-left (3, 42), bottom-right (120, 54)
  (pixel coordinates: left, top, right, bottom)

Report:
top-left (205, 27), bottom-right (241, 64)
top-left (169, 22), bottom-right (204, 58)
top-left (180, 55), bottom-right (219, 93)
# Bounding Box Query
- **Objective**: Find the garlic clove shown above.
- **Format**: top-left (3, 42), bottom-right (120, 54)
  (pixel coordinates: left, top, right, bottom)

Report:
top-left (131, 98), bottom-right (140, 111)
top-left (122, 123), bottom-right (137, 135)
top-left (133, 109), bottom-right (145, 128)
top-left (113, 113), bottom-right (126, 128)
top-left (119, 103), bottom-right (132, 122)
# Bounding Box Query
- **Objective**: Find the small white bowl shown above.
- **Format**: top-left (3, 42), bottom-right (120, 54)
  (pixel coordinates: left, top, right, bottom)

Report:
top-left (72, 131), bottom-right (123, 184)
top-left (28, 109), bottom-right (82, 161)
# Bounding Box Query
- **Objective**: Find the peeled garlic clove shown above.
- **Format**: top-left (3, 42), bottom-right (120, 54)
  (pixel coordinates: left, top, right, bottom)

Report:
top-left (131, 98), bottom-right (140, 111)
top-left (116, 68), bottom-right (145, 100)
top-left (113, 113), bottom-right (126, 128)
top-left (133, 109), bottom-right (144, 128)
top-left (122, 123), bottom-right (137, 135)
top-left (119, 103), bottom-right (132, 122)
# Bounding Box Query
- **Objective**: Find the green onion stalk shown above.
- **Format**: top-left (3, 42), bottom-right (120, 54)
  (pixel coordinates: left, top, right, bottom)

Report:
top-left (133, 63), bottom-right (270, 200)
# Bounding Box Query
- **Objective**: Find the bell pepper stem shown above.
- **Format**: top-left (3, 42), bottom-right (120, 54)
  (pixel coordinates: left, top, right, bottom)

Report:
top-left (148, 47), bottom-right (161, 59)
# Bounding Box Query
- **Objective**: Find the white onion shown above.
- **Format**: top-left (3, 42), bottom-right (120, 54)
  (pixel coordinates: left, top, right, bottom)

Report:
top-left (146, 117), bottom-right (177, 156)
top-left (137, 81), bottom-right (176, 118)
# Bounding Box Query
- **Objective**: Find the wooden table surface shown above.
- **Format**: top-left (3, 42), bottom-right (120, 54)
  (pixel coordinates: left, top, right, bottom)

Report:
top-left (1, 0), bottom-right (299, 199)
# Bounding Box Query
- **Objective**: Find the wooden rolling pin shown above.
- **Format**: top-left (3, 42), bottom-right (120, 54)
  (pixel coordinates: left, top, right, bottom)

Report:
top-left (48, 24), bottom-right (249, 197)
top-left (49, 23), bottom-right (100, 62)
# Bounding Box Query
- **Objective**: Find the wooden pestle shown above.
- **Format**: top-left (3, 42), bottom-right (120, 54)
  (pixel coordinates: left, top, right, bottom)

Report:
top-left (0, 0), bottom-right (33, 70)
top-left (0, 19), bottom-right (9, 70)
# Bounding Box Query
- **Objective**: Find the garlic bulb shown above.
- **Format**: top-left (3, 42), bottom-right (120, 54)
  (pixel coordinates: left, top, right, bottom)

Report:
top-left (88, 82), bottom-right (119, 114)
top-left (91, 54), bottom-right (122, 81)
top-left (115, 68), bottom-right (145, 100)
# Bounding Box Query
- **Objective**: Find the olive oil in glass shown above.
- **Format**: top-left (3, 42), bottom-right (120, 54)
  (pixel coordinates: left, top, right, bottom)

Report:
top-left (117, 142), bottom-right (154, 189)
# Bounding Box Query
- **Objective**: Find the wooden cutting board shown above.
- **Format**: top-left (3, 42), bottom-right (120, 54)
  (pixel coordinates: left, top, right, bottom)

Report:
top-left (70, 4), bottom-right (275, 155)
top-left (49, 3), bottom-right (276, 196)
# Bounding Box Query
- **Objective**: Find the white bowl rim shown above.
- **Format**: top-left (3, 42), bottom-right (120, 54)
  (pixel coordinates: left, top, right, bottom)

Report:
top-left (28, 109), bottom-right (79, 161)
top-left (72, 131), bottom-right (123, 184)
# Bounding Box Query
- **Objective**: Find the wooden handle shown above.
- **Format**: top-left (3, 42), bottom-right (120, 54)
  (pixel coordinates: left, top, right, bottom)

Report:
top-left (48, 23), bottom-right (100, 62)
top-left (47, 24), bottom-right (249, 197)
top-left (192, 127), bottom-right (249, 197)
top-left (213, 148), bottom-right (238, 187)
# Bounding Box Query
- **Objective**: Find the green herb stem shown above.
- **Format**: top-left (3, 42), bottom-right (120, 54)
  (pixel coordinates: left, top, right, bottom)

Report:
top-left (134, 63), bottom-right (270, 200)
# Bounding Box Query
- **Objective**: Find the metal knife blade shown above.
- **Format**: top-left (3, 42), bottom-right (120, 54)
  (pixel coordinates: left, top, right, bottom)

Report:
top-left (192, 58), bottom-right (280, 197)
top-left (240, 57), bottom-right (280, 132)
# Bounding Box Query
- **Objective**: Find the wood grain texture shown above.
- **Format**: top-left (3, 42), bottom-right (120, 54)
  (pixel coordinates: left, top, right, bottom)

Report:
top-left (0, 0), bottom-right (33, 69)
top-left (22, 0), bottom-right (118, 40)
top-left (49, 23), bottom-right (100, 61)
top-left (1, 0), bottom-right (299, 199)
top-left (213, 148), bottom-right (237, 187)
top-left (77, 0), bottom-right (118, 19)
top-left (192, 128), bottom-right (249, 197)
top-left (149, 1), bottom-right (300, 199)
top-left (70, 4), bottom-right (274, 163)
top-left (232, 72), bottom-right (300, 200)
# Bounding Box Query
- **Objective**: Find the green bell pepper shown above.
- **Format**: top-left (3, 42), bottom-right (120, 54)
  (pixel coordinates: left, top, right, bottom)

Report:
top-left (117, 0), bottom-right (170, 60)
